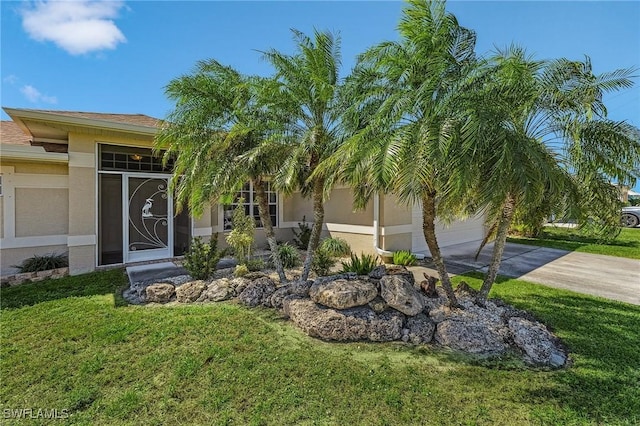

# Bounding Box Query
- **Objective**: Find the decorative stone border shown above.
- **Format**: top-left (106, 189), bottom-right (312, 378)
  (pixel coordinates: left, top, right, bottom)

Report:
top-left (0, 268), bottom-right (69, 287)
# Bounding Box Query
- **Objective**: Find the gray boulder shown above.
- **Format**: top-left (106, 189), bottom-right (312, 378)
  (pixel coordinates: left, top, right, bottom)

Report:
top-left (435, 319), bottom-right (509, 355)
top-left (270, 280), bottom-right (313, 310)
top-left (285, 298), bottom-right (404, 342)
top-left (309, 279), bottom-right (378, 309)
top-left (508, 317), bottom-right (568, 367)
top-left (230, 277), bottom-right (251, 295)
top-left (197, 278), bottom-right (235, 302)
top-left (238, 277), bottom-right (277, 308)
top-left (406, 313), bottom-right (436, 344)
top-left (380, 274), bottom-right (424, 316)
top-left (175, 280), bottom-right (207, 303)
top-left (145, 283), bottom-right (175, 303)
top-left (368, 296), bottom-right (389, 314)
top-left (368, 265), bottom-right (387, 280)
top-left (384, 265), bottom-right (415, 286)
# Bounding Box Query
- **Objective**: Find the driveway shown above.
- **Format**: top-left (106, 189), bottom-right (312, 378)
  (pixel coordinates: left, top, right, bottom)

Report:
top-left (416, 241), bottom-right (640, 305)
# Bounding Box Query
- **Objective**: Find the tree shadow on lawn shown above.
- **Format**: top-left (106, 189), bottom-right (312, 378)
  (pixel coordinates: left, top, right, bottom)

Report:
top-left (0, 269), bottom-right (130, 310)
top-left (486, 281), bottom-right (640, 423)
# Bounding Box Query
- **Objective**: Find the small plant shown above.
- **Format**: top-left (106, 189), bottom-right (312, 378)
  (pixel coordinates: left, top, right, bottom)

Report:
top-left (311, 248), bottom-right (337, 277)
top-left (245, 258), bottom-right (265, 272)
top-left (292, 216), bottom-right (312, 249)
top-left (225, 198), bottom-right (255, 264)
top-left (234, 264), bottom-right (249, 277)
top-left (340, 253), bottom-right (379, 275)
top-left (392, 250), bottom-right (417, 266)
top-left (183, 235), bottom-right (223, 280)
top-left (14, 253), bottom-right (68, 273)
top-left (319, 237), bottom-right (351, 257)
top-left (276, 243), bottom-right (301, 269)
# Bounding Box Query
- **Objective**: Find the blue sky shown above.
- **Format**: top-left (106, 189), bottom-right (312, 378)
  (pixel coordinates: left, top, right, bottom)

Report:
top-left (2, 1), bottom-right (639, 186)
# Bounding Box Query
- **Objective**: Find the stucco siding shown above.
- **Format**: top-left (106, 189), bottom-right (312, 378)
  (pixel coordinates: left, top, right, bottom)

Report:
top-left (411, 204), bottom-right (486, 253)
top-left (282, 192), bottom-right (314, 223)
top-left (15, 188), bottom-right (69, 237)
top-left (68, 245), bottom-right (96, 275)
top-left (381, 232), bottom-right (412, 252)
top-left (1, 245), bottom-right (69, 275)
top-left (0, 197), bottom-right (3, 239)
top-left (328, 231), bottom-right (375, 256)
top-left (324, 188), bottom-right (373, 226)
top-left (13, 163), bottom-right (68, 175)
top-left (380, 194), bottom-right (411, 226)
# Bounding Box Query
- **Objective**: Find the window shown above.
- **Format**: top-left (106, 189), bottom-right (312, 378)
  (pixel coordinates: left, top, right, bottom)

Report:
top-left (223, 182), bottom-right (277, 230)
top-left (99, 145), bottom-right (173, 172)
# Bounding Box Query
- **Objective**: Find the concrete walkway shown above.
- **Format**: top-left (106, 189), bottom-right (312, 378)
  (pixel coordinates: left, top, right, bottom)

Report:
top-left (414, 241), bottom-right (640, 305)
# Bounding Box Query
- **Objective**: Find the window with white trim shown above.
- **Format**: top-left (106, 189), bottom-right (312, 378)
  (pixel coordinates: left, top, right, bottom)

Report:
top-left (223, 182), bottom-right (277, 230)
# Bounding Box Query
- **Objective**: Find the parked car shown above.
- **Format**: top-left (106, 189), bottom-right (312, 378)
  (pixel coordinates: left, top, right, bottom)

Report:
top-left (621, 206), bottom-right (640, 228)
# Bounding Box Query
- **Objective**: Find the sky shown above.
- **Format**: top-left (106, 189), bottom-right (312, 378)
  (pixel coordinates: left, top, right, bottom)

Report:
top-left (1, 0), bottom-right (639, 187)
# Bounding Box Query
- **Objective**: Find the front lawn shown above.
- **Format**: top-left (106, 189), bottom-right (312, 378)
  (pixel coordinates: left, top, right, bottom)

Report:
top-left (508, 226), bottom-right (640, 259)
top-left (1, 270), bottom-right (639, 425)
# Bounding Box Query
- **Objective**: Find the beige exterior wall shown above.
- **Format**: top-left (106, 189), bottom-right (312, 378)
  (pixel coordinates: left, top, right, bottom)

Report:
top-left (0, 197), bottom-right (3, 239)
top-left (381, 233), bottom-right (412, 252)
top-left (324, 188), bottom-right (373, 226)
top-left (282, 192), bottom-right (314, 223)
top-left (327, 231), bottom-right (375, 256)
top-left (12, 163), bottom-right (68, 174)
top-left (15, 188), bottom-right (69, 236)
top-left (380, 193), bottom-right (411, 226)
top-left (1, 245), bottom-right (69, 275)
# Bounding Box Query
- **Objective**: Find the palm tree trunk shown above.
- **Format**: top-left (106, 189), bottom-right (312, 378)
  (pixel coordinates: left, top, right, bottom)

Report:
top-left (477, 193), bottom-right (516, 304)
top-left (301, 179), bottom-right (325, 281)
top-left (422, 193), bottom-right (458, 308)
top-left (253, 179), bottom-right (287, 283)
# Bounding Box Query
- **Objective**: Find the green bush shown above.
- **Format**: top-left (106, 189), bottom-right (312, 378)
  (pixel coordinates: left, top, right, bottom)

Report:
top-left (276, 243), bottom-right (301, 269)
top-left (320, 237), bottom-right (351, 257)
top-left (225, 198), bottom-right (255, 264)
top-left (292, 216), bottom-right (312, 249)
top-left (340, 253), bottom-right (379, 275)
top-left (183, 235), bottom-right (224, 280)
top-left (234, 264), bottom-right (249, 277)
top-left (14, 253), bottom-right (68, 273)
top-left (245, 258), bottom-right (265, 272)
top-left (312, 248), bottom-right (337, 277)
top-left (392, 250), bottom-right (417, 266)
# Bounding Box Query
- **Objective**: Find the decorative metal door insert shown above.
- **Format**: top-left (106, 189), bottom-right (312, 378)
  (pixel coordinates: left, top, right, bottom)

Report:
top-left (128, 177), bottom-right (169, 253)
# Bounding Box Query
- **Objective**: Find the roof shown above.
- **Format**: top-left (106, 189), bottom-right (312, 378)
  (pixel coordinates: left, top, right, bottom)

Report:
top-left (1, 120), bottom-right (31, 146)
top-left (6, 108), bottom-right (161, 128)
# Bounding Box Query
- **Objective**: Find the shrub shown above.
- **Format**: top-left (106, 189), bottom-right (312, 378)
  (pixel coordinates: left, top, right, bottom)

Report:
top-left (234, 264), bottom-right (249, 277)
top-left (319, 237), bottom-right (351, 257)
top-left (183, 235), bottom-right (223, 280)
top-left (311, 248), bottom-right (337, 277)
top-left (392, 250), bottom-right (417, 266)
top-left (225, 198), bottom-right (255, 264)
top-left (340, 253), bottom-right (379, 275)
top-left (245, 258), bottom-right (265, 272)
top-left (292, 216), bottom-right (312, 249)
top-left (14, 253), bottom-right (68, 273)
top-left (276, 243), bottom-right (301, 269)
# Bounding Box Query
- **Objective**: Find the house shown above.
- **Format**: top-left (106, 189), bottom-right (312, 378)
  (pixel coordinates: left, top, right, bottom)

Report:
top-left (0, 107), bottom-right (486, 276)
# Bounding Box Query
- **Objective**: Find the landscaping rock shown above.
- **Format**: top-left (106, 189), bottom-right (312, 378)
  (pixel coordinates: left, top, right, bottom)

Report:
top-left (380, 274), bottom-right (424, 316)
top-left (285, 299), bottom-right (404, 342)
top-left (238, 277), bottom-right (277, 308)
top-left (145, 283), bottom-right (175, 303)
top-left (435, 319), bottom-right (509, 355)
top-left (368, 265), bottom-right (387, 280)
top-left (270, 280), bottom-right (313, 310)
top-left (310, 279), bottom-right (378, 309)
top-left (197, 278), bottom-right (235, 302)
top-left (368, 296), bottom-right (389, 314)
top-left (406, 313), bottom-right (436, 344)
top-left (420, 274), bottom-right (439, 298)
top-left (508, 317), bottom-right (568, 367)
top-left (176, 280), bottom-right (207, 303)
top-left (230, 277), bottom-right (251, 295)
top-left (384, 265), bottom-right (415, 286)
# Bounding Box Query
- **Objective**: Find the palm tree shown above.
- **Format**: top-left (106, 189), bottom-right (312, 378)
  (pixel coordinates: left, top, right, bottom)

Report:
top-left (260, 29), bottom-right (348, 281)
top-left (466, 47), bottom-right (640, 304)
top-left (155, 59), bottom-right (288, 282)
top-left (327, 0), bottom-right (479, 307)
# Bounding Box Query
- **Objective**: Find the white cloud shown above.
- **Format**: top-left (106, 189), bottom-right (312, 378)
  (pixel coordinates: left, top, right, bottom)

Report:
top-left (3, 74), bottom-right (19, 85)
top-left (20, 1), bottom-right (127, 55)
top-left (20, 85), bottom-right (58, 104)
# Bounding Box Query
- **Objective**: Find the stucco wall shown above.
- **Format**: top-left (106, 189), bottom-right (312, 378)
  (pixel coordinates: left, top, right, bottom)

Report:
top-left (282, 192), bottom-right (314, 223)
top-left (380, 193), bottom-right (412, 226)
top-left (327, 231), bottom-right (375, 256)
top-left (381, 232), bottom-right (412, 252)
top-left (13, 163), bottom-right (68, 175)
top-left (324, 188), bottom-right (373, 226)
top-left (1, 245), bottom-right (68, 276)
top-left (15, 188), bottom-right (69, 236)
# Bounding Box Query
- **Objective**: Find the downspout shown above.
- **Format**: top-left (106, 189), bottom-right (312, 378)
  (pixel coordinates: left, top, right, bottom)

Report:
top-left (373, 193), bottom-right (425, 261)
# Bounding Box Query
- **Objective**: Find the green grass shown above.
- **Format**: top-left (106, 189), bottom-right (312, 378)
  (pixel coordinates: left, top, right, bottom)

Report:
top-left (508, 227), bottom-right (640, 259)
top-left (1, 270), bottom-right (639, 425)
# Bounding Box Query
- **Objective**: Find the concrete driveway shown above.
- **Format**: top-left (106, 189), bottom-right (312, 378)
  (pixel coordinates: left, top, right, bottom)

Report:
top-left (417, 241), bottom-right (640, 305)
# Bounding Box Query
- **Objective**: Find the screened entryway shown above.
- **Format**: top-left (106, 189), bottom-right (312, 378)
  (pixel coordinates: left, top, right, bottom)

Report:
top-left (98, 144), bottom-right (190, 266)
